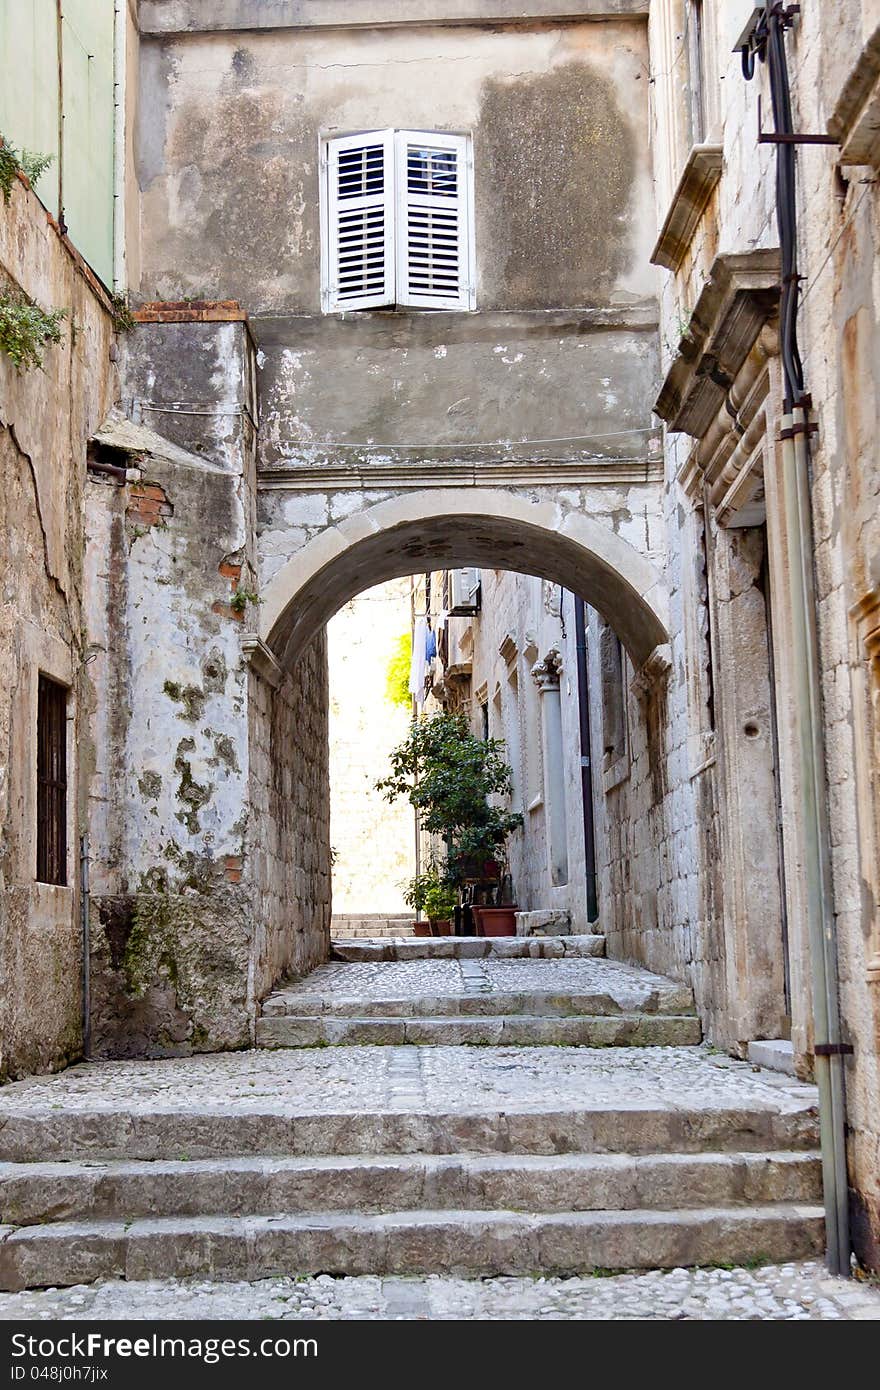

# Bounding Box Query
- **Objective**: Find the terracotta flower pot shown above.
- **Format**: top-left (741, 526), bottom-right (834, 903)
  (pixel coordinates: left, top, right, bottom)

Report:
top-left (413, 921), bottom-right (432, 937)
top-left (430, 918), bottom-right (453, 937)
top-left (479, 906), bottom-right (518, 937)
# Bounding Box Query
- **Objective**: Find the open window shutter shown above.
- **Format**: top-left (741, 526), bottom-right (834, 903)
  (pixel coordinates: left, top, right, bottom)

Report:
top-left (323, 130), bottom-right (395, 311)
top-left (395, 131), bottom-right (474, 310)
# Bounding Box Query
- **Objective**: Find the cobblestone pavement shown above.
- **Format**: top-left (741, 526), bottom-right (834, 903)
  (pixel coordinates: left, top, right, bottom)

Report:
top-left (1, 1263), bottom-right (877, 1320)
top-left (0, 1045), bottom-right (817, 1117)
top-left (270, 956), bottom-right (688, 1009)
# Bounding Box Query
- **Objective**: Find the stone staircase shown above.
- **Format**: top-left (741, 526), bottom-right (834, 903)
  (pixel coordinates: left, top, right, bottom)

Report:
top-left (0, 1046), bottom-right (824, 1289)
top-left (257, 946), bottom-right (700, 1048)
top-left (331, 914), bottom-right (416, 939)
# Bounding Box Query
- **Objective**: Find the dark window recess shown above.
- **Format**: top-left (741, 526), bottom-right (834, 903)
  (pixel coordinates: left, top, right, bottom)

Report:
top-left (37, 675), bottom-right (68, 885)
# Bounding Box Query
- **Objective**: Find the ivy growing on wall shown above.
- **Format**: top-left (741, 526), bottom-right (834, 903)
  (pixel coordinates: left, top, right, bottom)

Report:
top-left (0, 292), bottom-right (66, 371)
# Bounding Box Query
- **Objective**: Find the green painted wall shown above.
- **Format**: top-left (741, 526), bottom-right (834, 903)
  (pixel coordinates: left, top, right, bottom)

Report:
top-left (0, 0), bottom-right (60, 217)
top-left (0, 0), bottom-right (115, 286)
top-left (61, 0), bottom-right (115, 286)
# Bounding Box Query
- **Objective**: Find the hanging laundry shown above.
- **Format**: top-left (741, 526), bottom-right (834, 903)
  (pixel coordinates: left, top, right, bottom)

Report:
top-left (425, 626), bottom-right (437, 662)
top-left (409, 616), bottom-right (428, 703)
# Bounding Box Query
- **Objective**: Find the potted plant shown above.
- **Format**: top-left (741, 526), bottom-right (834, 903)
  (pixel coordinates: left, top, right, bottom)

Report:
top-left (378, 711), bottom-right (523, 898)
top-left (422, 877), bottom-right (459, 936)
top-left (402, 865), bottom-right (454, 937)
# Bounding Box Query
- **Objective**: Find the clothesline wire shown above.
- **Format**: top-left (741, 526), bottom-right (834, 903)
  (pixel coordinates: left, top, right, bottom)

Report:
top-left (274, 426), bottom-right (659, 450)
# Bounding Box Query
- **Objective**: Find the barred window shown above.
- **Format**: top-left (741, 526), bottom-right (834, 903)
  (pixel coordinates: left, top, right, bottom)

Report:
top-left (37, 674), bottom-right (68, 886)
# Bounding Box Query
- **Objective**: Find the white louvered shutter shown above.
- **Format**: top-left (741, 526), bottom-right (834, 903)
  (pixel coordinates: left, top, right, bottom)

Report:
top-left (395, 131), bottom-right (474, 310)
top-left (323, 130), bottom-right (395, 311)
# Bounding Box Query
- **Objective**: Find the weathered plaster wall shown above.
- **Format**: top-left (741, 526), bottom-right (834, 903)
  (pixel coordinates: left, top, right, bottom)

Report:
top-left (328, 580), bottom-right (415, 916)
top-left (136, 20), bottom-right (654, 313)
top-left (0, 176), bottom-right (117, 1079)
top-left (135, 17), bottom-right (660, 484)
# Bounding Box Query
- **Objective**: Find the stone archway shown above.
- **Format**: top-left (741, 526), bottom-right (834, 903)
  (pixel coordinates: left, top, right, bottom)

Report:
top-left (258, 488), bottom-right (670, 674)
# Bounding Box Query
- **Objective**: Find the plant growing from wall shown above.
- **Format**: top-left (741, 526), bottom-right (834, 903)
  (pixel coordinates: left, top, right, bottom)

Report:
top-left (109, 292), bottom-right (137, 334)
top-left (385, 632), bottom-right (412, 708)
top-left (0, 291), bottom-right (66, 371)
top-left (0, 136), bottom-right (53, 204)
top-left (230, 584), bottom-right (260, 615)
top-left (377, 711), bottom-right (523, 878)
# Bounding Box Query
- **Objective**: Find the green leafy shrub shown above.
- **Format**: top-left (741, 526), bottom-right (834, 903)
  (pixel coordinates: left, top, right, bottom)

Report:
top-left (378, 711), bottom-right (523, 876)
top-left (402, 864), bottom-right (458, 921)
top-left (0, 291), bottom-right (66, 371)
top-left (0, 136), bottom-right (53, 204)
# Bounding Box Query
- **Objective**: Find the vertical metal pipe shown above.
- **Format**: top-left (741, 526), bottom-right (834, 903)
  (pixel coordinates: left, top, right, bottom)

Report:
top-left (112, 0), bottom-right (127, 291)
top-left (574, 596), bottom-right (599, 923)
top-left (780, 414), bottom-right (850, 1274)
top-left (79, 832), bottom-right (91, 1061)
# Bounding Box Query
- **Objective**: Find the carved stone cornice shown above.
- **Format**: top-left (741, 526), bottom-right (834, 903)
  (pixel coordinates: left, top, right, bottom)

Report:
top-left (498, 634), bottom-right (518, 666)
top-left (532, 648), bottom-right (562, 693)
top-left (241, 633), bottom-right (284, 689)
top-left (655, 250), bottom-right (781, 440)
top-left (630, 643), bottom-right (672, 703)
top-left (651, 144), bottom-right (724, 273)
top-left (828, 23), bottom-right (880, 169)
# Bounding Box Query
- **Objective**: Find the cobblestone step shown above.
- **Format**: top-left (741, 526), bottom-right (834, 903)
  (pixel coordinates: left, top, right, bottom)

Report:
top-left (330, 935), bottom-right (606, 961)
top-left (0, 1204), bottom-right (826, 1290)
top-left (0, 1101), bottom-right (820, 1163)
top-left (256, 1013), bottom-right (702, 1047)
top-left (0, 1152), bottom-right (822, 1227)
top-left (262, 982), bottom-right (694, 1020)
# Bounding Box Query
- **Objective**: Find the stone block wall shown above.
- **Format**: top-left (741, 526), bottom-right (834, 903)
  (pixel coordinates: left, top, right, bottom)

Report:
top-left (249, 634), bottom-right (332, 1000)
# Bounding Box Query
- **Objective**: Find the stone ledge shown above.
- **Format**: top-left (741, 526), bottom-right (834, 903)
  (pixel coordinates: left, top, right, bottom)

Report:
top-left (828, 24), bottom-right (880, 168)
top-left (257, 458), bottom-right (665, 490)
top-left (140, 1), bottom-right (650, 37)
top-left (654, 250), bottom-right (780, 440)
top-left (651, 144), bottom-right (724, 273)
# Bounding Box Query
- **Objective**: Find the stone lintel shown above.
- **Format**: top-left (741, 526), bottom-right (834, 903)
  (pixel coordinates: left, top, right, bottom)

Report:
top-left (655, 250), bottom-right (781, 440)
top-left (651, 144), bottom-right (724, 273)
top-left (257, 459), bottom-right (664, 491)
top-left (828, 24), bottom-right (880, 169)
top-left (241, 633), bottom-right (284, 689)
top-left (139, 1), bottom-right (650, 38)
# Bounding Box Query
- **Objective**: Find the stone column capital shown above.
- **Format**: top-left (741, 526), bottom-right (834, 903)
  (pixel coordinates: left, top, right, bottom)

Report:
top-left (531, 647), bottom-right (562, 693)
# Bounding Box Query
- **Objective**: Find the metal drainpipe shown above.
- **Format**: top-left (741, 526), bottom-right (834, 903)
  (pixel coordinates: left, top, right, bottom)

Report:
top-left (780, 408), bottom-right (851, 1275)
top-left (741, 0), bottom-right (851, 1276)
top-left (573, 596), bottom-right (599, 923)
top-left (112, 0), bottom-right (127, 292)
top-left (79, 832), bottom-right (91, 1060)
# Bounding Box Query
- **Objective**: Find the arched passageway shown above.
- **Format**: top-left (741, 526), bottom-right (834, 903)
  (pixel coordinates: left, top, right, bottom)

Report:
top-left (259, 489), bottom-right (669, 674)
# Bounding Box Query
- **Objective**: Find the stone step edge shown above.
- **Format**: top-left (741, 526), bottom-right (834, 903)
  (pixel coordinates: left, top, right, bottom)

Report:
top-left (330, 935), bottom-right (606, 960)
top-left (261, 994), bottom-right (697, 1020)
top-left (0, 1151), bottom-right (822, 1225)
top-left (255, 1014), bottom-right (703, 1046)
top-left (0, 1106), bottom-right (819, 1162)
top-left (0, 1205), bottom-right (827, 1291)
